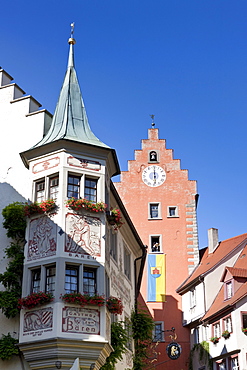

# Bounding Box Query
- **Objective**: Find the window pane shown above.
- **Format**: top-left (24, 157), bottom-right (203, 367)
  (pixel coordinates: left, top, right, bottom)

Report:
top-left (150, 204), bottom-right (159, 218)
top-left (67, 175), bottom-right (80, 199)
top-left (151, 236), bottom-right (160, 252)
top-left (36, 180), bottom-right (45, 202)
top-left (49, 176), bottom-right (59, 200)
top-left (31, 268), bottom-right (41, 293)
top-left (46, 265), bottom-right (56, 293)
top-left (84, 178), bottom-right (97, 202)
top-left (83, 268), bottom-right (96, 295)
top-left (65, 265), bottom-right (79, 293)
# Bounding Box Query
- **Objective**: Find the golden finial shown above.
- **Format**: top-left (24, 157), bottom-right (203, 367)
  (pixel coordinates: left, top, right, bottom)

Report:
top-left (68, 22), bottom-right (76, 45)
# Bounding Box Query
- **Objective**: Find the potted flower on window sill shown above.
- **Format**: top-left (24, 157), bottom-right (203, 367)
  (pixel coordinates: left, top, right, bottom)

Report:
top-left (106, 296), bottom-right (123, 315)
top-left (222, 330), bottom-right (230, 339)
top-left (210, 336), bottom-right (220, 344)
top-left (242, 328), bottom-right (247, 335)
top-left (106, 208), bottom-right (123, 230)
top-left (60, 292), bottom-right (105, 307)
top-left (18, 292), bottom-right (54, 309)
top-left (24, 199), bottom-right (56, 217)
top-left (65, 198), bottom-right (107, 213)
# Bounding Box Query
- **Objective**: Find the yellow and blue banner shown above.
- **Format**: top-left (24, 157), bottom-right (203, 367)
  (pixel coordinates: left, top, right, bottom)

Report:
top-left (148, 254), bottom-right (166, 302)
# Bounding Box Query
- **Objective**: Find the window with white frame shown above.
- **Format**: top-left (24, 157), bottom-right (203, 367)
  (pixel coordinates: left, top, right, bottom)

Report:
top-left (167, 206), bottom-right (178, 217)
top-left (190, 288), bottom-right (196, 309)
top-left (213, 322), bottom-right (221, 337)
top-left (223, 316), bottom-right (232, 333)
top-left (225, 280), bottom-right (233, 300)
top-left (31, 268), bottom-right (41, 293)
top-left (149, 203), bottom-right (161, 219)
top-left (45, 265), bottom-right (56, 294)
top-left (150, 235), bottom-right (161, 253)
top-left (153, 322), bottom-right (164, 342)
top-left (124, 245), bottom-right (131, 280)
top-left (35, 179), bottom-right (45, 202)
top-left (49, 176), bottom-right (59, 200)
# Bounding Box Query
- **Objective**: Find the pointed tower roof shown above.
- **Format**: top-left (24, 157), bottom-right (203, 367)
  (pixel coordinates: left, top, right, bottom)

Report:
top-left (33, 36), bottom-right (109, 149)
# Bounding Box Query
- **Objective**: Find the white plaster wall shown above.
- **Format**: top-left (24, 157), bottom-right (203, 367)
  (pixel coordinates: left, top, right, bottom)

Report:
top-left (0, 70), bottom-right (51, 370)
top-left (182, 283), bottom-right (205, 325)
top-left (204, 250), bottom-right (242, 310)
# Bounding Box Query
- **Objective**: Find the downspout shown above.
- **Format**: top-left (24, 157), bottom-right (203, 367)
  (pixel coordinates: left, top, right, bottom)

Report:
top-left (134, 245), bottom-right (148, 313)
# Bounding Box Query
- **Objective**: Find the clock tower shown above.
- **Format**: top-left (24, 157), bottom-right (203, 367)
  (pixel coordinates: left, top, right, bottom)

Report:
top-left (115, 127), bottom-right (199, 370)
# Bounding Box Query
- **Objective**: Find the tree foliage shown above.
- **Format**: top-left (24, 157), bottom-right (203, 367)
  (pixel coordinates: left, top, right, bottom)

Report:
top-left (100, 322), bottom-right (128, 370)
top-left (0, 333), bottom-right (19, 360)
top-left (0, 202), bottom-right (26, 318)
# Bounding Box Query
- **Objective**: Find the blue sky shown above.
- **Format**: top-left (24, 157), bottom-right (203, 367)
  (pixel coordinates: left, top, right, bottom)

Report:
top-left (2, 0), bottom-right (247, 248)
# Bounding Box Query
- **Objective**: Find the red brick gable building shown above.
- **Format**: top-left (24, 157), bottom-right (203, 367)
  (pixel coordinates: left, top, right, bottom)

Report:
top-left (115, 127), bottom-right (199, 369)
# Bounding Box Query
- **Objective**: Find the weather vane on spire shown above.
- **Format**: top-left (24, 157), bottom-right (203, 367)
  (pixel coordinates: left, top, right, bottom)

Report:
top-left (70, 22), bottom-right (75, 38)
top-left (150, 114), bottom-right (155, 128)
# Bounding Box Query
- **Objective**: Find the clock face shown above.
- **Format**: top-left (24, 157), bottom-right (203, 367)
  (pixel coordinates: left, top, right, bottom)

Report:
top-left (142, 165), bottom-right (166, 187)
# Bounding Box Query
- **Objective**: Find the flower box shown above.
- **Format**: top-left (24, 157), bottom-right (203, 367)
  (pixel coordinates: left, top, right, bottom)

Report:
top-left (24, 199), bottom-right (56, 217)
top-left (106, 209), bottom-right (123, 230)
top-left (66, 198), bottom-right (107, 213)
top-left (61, 293), bottom-right (105, 307)
top-left (18, 292), bottom-right (54, 309)
top-left (222, 330), bottom-right (230, 339)
top-left (210, 336), bottom-right (220, 344)
top-left (242, 328), bottom-right (247, 335)
top-left (106, 296), bottom-right (123, 315)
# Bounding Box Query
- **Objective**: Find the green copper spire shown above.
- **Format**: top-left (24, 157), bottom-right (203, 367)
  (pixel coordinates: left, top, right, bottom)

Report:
top-left (33, 32), bottom-right (109, 149)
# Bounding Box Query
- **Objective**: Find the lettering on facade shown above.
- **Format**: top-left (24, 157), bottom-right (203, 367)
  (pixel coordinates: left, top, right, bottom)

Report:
top-left (28, 216), bottom-right (57, 260)
top-left (111, 269), bottom-right (130, 302)
top-left (62, 307), bottom-right (100, 334)
top-left (65, 214), bottom-right (101, 257)
top-left (32, 157), bottom-right (60, 173)
top-left (23, 307), bottom-right (53, 335)
top-left (67, 156), bottom-right (101, 171)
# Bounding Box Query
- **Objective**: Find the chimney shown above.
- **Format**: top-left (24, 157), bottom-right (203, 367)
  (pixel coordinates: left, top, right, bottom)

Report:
top-left (208, 228), bottom-right (218, 253)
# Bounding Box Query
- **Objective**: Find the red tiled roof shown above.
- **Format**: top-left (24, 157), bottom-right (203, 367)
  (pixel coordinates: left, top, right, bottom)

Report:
top-left (226, 267), bottom-right (247, 279)
top-left (177, 233), bottom-right (247, 293)
top-left (202, 281), bottom-right (247, 322)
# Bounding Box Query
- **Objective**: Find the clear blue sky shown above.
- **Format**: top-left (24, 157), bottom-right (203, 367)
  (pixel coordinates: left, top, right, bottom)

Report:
top-left (2, 0), bottom-right (247, 248)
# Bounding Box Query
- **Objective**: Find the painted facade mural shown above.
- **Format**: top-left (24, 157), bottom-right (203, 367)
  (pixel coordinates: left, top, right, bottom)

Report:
top-left (62, 307), bottom-right (100, 335)
top-left (28, 216), bottom-right (57, 260)
top-left (23, 307), bottom-right (53, 337)
top-left (65, 213), bottom-right (101, 257)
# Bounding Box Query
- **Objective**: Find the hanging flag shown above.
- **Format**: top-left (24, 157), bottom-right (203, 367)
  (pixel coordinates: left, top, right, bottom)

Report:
top-left (147, 254), bottom-right (166, 302)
